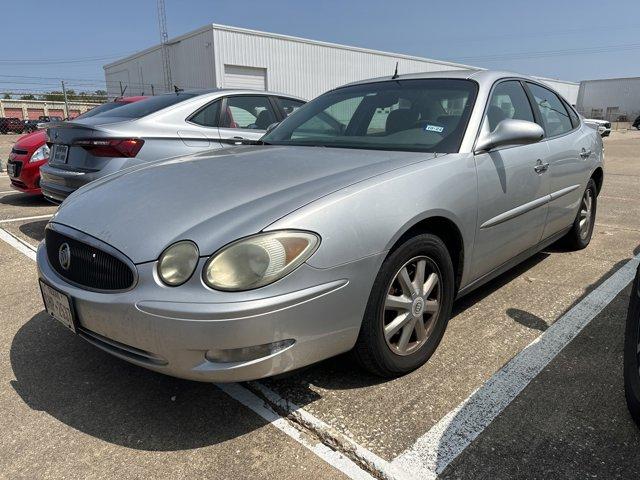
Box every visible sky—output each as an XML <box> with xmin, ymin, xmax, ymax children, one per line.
<box><xmin>3</xmin><ymin>0</ymin><xmax>640</xmax><ymax>95</ymax></box>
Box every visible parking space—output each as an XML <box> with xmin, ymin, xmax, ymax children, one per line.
<box><xmin>1</xmin><ymin>131</ymin><xmax>639</xmax><ymax>479</ymax></box>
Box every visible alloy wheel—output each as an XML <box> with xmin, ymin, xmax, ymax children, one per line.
<box><xmin>383</xmin><ymin>256</ymin><xmax>441</xmax><ymax>356</ymax></box>
<box><xmin>579</xmin><ymin>188</ymin><xmax>593</xmax><ymax>239</ymax></box>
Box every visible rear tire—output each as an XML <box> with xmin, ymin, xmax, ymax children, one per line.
<box><xmin>563</xmin><ymin>179</ymin><xmax>597</xmax><ymax>250</ymax></box>
<box><xmin>353</xmin><ymin>234</ymin><xmax>454</xmax><ymax>377</ymax></box>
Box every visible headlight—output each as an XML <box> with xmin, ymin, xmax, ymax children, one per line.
<box><xmin>203</xmin><ymin>231</ymin><xmax>320</xmax><ymax>291</ymax></box>
<box><xmin>157</xmin><ymin>241</ymin><xmax>199</xmax><ymax>286</ymax></box>
<box><xmin>29</xmin><ymin>144</ymin><xmax>50</xmax><ymax>163</ymax></box>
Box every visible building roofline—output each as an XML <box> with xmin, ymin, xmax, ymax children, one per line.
<box><xmin>104</xmin><ymin>23</ymin><xmax>481</xmax><ymax>71</ymax></box>
<box><xmin>579</xmin><ymin>76</ymin><xmax>640</xmax><ymax>84</ymax></box>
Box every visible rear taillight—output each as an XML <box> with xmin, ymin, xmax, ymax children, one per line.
<box><xmin>74</xmin><ymin>138</ymin><xmax>144</xmax><ymax>158</ymax></box>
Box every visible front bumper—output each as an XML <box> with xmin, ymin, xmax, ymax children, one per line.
<box><xmin>8</xmin><ymin>158</ymin><xmax>45</xmax><ymax>194</ymax></box>
<box><xmin>37</xmin><ymin>242</ymin><xmax>382</xmax><ymax>382</ymax></box>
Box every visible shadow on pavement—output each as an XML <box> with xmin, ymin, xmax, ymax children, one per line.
<box><xmin>18</xmin><ymin>219</ymin><xmax>48</xmax><ymax>243</ymax></box>
<box><xmin>0</xmin><ymin>193</ymin><xmax>51</xmax><ymax>207</ymax></box>
<box><xmin>507</xmin><ymin>308</ymin><xmax>548</xmax><ymax>332</ymax></box>
<box><xmin>10</xmin><ymin>311</ymin><xmax>276</xmax><ymax>451</ymax></box>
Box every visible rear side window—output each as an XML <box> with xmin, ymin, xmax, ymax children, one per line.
<box><xmin>564</xmin><ymin>101</ymin><xmax>580</xmax><ymax>128</ymax></box>
<box><xmin>94</xmin><ymin>93</ymin><xmax>198</xmax><ymax>119</ymax></box>
<box><xmin>278</xmin><ymin>97</ymin><xmax>305</xmax><ymax>117</ymax></box>
<box><xmin>526</xmin><ymin>83</ymin><xmax>574</xmax><ymax>137</ymax></box>
<box><xmin>486</xmin><ymin>81</ymin><xmax>535</xmax><ymax>131</ymax></box>
<box><xmin>188</xmin><ymin>100</ymin><xmax>221</xmax><ymax>127</ymax></box>
<box><xmin>74</xmin><ymin>102</ymin><xmax>127</xmax><ymax>119</ymax></box>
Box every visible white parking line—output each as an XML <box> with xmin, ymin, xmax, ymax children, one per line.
<box><xmin>248</xmin><ymin>381</ymin><xmax>413</xmax><ymax>480</ymax></box>
<box><xmin>0</xmin><ymin>214</ymin><xmax>54</xmax><ymax>224</ymax></box>
<box><xmin>219</xmin><ymin>383</ymin><xmax>377</xmax><ymax>480</ymax></box>
<box><xmin>0</xmin><ymin>228</ymin><xmax>37</xmax><ymax>260</ymax></box>
<box><xmin>0</xmin><ymin>224</ymin><xmax>388</xmax><ymax>480</ymax></box>
<box><xmin>392</xmin><ymin>254</ymin><xmax>640</xmax><ymax>479</ymax></box>
<box><xmin>0</xmin><ymin>190</ymin><xmax>15</xmax><ymax>195</ymax></box>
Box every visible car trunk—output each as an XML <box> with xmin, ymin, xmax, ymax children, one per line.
<box><xmin>47</xmin><ymin>118</ymin><xmax>136</xmax><ymax>172</ymax></box>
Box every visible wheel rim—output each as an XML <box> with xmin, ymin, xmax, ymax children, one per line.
<box><xmin>579</xmin><ymin>188</ymin><xmax>593</xmax><ymax>239</ymax></box>
<box><xmin>382</xmin><ymin>256</ymin><xmax>441</xmax><ymax>356</ymax></box>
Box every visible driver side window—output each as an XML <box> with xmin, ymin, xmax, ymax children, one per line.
<box><xmin>486</xmin><ymin>81</ymin><xmax>535</xmax><ymax>131</ymax></box>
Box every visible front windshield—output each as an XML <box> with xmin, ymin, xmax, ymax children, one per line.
<box><xmin>263</xmin><ymin>79</ymin><xmax>478</xmax><ymax>153</ymax></box>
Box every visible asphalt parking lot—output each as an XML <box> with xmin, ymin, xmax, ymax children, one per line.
<box><xmin>1</xmin><ymin>131</ymin><xmax>639</xmax><ymax>479</ymax></box>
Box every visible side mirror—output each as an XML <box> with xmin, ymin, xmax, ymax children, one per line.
<box><xmin>475</xmin><ymin>119</ymin><xmax>544</xmax><ymax>153</ymax></box>
<box><xmin>265</xmin><ymin>122</ymin><xmax>279</xmax><ymax>134</ymax></box>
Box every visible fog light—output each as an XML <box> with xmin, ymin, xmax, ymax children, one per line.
<box><xmin>205</xmin><ymin>339</ymin><xmax>295</xmax><ymax>363</ymax></box>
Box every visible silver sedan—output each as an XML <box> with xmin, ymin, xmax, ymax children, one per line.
<box><xmin>39</xmin><ymin>89</ymin><xmax>305</xmax><ymax>202</ymax></box>
<box><xmin>37</xmin><ymin>70</ymin><xmax>603</xmax><ymax>382</ymax></box>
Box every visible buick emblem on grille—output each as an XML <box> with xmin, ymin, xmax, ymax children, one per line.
<box><xmin>58</xmin><ymin>243</ymin><xmax>71</xmax><ymax>270</ymax></box>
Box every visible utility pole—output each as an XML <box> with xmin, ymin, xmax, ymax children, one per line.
<box><xmin>61</xmin><ymin>81</ymin><xmax>69</xmax><ymax>119</ymax></box>
<box><xmin>119</xmin><ymin>81</ymin><xmax>124</xmax><ymax>96</ymax></box>
<box><xmin>157</xmin><ymin>0</ymin><xmax>172</xmax><ymax>92</ymax></box>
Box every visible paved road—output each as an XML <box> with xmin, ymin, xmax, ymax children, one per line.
<box><xmin>0</xmin><ymin>130</ymin><xmax>639</xmax><ymax>479</ymax></box>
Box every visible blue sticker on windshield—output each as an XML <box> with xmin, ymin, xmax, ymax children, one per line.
<box><xmin>425</xmin><ymin>125</ymin><xmax>444</xmax><ymax>133</ymax></box>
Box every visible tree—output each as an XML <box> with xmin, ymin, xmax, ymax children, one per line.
<box><xmin>2</xmin><ymin>93</ymin><xmax>10</xmax><ymax>99</ymax></box>
<box><xmin>20</xmin><ymin>94</ymin><xmax>36</xmax><ymax>100</ymax></box>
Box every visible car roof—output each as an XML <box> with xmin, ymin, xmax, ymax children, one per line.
<box><xmin>339</xmin><ymin>69</ymin><xmax>542</xmax><ymax>89</ymax></box>
<box><xmin>156</xmin><ymin>88</ymin><xmax>306</xmax><ymax>102</ymax></box>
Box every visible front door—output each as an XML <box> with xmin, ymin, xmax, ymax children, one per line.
<box><xmin>470</xmin><ymin>80</ymin><xmax>550</xmax><ymax>280</ymax></box>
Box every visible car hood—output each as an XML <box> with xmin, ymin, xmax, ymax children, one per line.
<box><xmin>53</xmin><ymin>145</ymin><xmax>435</xmax><ymax>263</ymax></box>
<box><xmin>16</xmin><ymin>130</ymin><xmax>46</xmax><ymax>150</ymax></box>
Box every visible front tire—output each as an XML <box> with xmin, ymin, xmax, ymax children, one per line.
<box><xmin>563</xmin><ymin>179</ymin><xmax>597</xmax><ymax>250</ymax></box>
<box><xmin>624</xmin><ymin>266</ymin><xmax>640</xmax><ymax>427</ymax></box>
<box><xmin>353</xmin><ymin>234</ymin><xmax>454</xmax><ymax>377</ymax></box>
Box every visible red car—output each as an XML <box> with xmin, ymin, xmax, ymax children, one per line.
<box><xmin>6</xmin><ymin>96</ymin><xmax>147</xmax><ymax>195</ymax></box>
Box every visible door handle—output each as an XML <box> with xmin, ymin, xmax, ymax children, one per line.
<box><xmin>580</xmin><ymin>148</ymin><xmax>592</xmax><ymax>159</ymax></box>
<box><xmin>534</xmin><ymin>159</ymin><xmax>549</xmax><ymax>174</ymax></box>
<box><xmin>232</xmin><ymin>135</ymin><xmax>245</xmax><ymax>145</ymax></box>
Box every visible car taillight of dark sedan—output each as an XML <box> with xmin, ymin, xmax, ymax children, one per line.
<box><xmin>73</xmin><ymin>138</ymin><xmax>145</xmax><ymax>158</ymax></box>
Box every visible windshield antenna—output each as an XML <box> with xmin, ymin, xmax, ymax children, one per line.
<box><xmin>391</xmin><ymin>62</ymin><xmax>399</xmax><ymax>80</ymax></box>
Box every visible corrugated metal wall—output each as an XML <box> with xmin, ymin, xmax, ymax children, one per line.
<box><xmin>211</xmin><ymin>26</ymin><xmax>466</xmax><ymax>99</ymax></box>
<box><xmin>104</xmin><ymin>24</ymin><xmax>579</xmax><ymax>103</ymax></box>
<box><xmin>576</xmin><ymin>77</ymin><xmax>640</xmax><ymax>120</ymax></box>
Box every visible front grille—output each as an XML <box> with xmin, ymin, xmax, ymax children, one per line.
<box><xmin>45</xmin><ymin>227</ymin><xmax>136</xmax><ymax>291</ymax></box>
<box><xmin>11</xmin><ymin>148</ymin><xmax>28</xmax><ymax>155</ymax></box>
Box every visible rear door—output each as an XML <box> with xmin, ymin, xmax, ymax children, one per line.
<box><xmin>218</xmin><ymin>95</ymin><xmax>279</xmax><ymax>146</ymax></box>
<box><xmin>183</xmin><ymin>98</ymin><xmax>223</xmax><ymax>148</ymax></box>
<box><xmin>471</xmin><ymin>80</ymin><xmax>550</xmax><ymax>280</ymax></box>
<box><xmin>525</xmin><ymin>82</ymin><xmax>588</xmax><ymax>238</ymax></box>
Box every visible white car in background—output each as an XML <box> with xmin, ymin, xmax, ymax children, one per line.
<box><xmin>584</xmin><ymin>118</ymin><xmax>611</xmax><ymax>137</ymax></box>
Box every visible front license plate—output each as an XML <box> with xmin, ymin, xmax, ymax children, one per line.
<box><xmin>51</xmin><ymin>144</ymin><xmax>69</xmax><ymax>164</ymax></box>
<box><xmin>7</xmin><ymin>162</ymin><xmax>16</xmax><ymax>177</ymax></box>
<box><xmin>39</xmin><ymin>280</ymin><xmax>76</xmax><ymax>333</ymax></box>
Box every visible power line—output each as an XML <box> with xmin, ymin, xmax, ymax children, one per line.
<box><xmin>0</xmin><ymin>51</ymin><xmax>136</xmax><ymax>65</ymax></box>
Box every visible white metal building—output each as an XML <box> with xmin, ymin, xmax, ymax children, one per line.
<box><xmin>576</xmin><ymin>77</ymin><xmax>640</xmax><ymax>121</ymax></box>
<box><xmin>104</xmin><ymin>24</ymin><xmax>579</xmax><ymax>103</ymax></box>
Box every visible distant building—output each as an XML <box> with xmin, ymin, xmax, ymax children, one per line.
<box><xmin>103</xmin><ymin>23</ymin><xmax>579</xmax><ymax>103</ymax></box>
<box><xmin>576</xmin><ymin>77</ymin><xmax>640</xmax><ymax>121</ymax></box>
<box><xmin>0</xmin><ymin>99</ymin><xmax>100</xmax><ymax>120</ymax></box>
